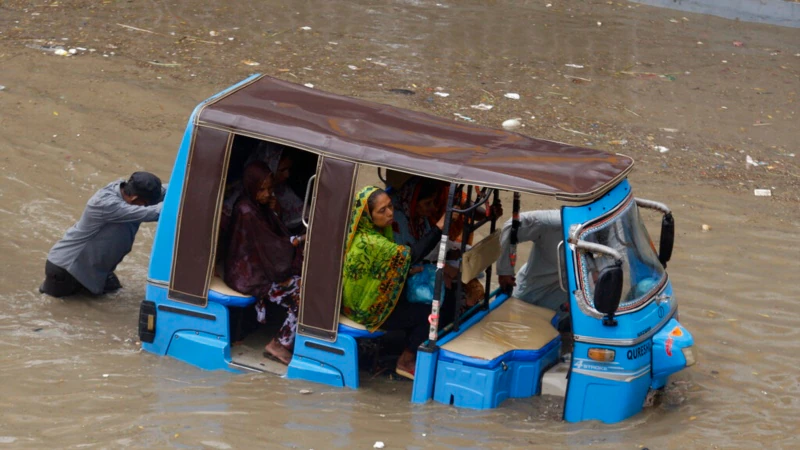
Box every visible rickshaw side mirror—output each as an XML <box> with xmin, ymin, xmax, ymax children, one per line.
<box><xmin>659</xmin><ymin>212</ymin><xmax>675</xmax><ymax>268</ymax></box>
<box><xmin>595</xmin><ymin>261</ymin><xmax>623</xmax><ymax>326</ymax></box>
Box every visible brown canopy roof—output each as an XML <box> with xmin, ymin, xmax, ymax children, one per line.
<box><xmin>198</xmin><ymin>75</ymin><xmax>633</xmax><ymax>201</ymax></box>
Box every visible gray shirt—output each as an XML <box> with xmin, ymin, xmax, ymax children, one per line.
<box><xmin>47</xmin><ymin>180</ymin><xmax>166</xmax><ymax>294</ymax></box>
<box><xmin>497</xmin><ymin>210</ymin><xmax>568</xmax><ymax>311</ymax></box>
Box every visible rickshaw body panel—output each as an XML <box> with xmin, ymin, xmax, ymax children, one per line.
<box><xmin>560</xmin><ymin>180</ymin><xmax>693</xmax><ymax>423</ymax></box>
<box><xmin>142</xmin><ymin>284</ymin><xmax>239</xmax><ymax>373</ymax></box>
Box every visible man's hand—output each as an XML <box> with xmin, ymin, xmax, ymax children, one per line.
<box><xmin>498</xmin><ymin>275</ymin><xmax>516</xmax><ymax>293</ymax></box>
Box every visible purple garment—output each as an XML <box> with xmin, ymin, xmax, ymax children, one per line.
<box><xmin>223</xmin><ymin>162</ymin><xmax>302</xmax><ymax>298</ymax></box>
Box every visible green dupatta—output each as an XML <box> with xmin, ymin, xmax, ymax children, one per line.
<box><xmin>342</xmin><ymin>186</ymin><xmax>411</xmax><ymax>332</ymax></box>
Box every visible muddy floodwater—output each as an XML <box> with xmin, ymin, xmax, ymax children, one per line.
<box><xmin>1</xmin><ymin>0</ymin><xmax>799</xmax><ymax>448</ymax></box>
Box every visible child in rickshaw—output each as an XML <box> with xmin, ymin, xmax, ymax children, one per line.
<box><xmin>224</xmin><ymin>161</ymin><xmax>304</xmax><ymax>364</ymax></box>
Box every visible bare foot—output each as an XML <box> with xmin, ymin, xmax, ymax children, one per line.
<box><xmin>396</xmin><ymin>349</ymin><xmax>417</xmax><ymax>375</ymax></box>
<box><xmin>264</xmin><ymin>338</ymin><xmax>293</xmax><ymax>365</ymax></box>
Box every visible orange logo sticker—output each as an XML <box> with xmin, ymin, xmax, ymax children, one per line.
<box><xmin>669</xmin><ymin>327</ymin><xmax>683</xmax><ymax>337</ymax></box>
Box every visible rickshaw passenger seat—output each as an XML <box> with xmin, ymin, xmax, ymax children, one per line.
<box><xmin>338</xmin><ymin>315</ymin><xmax>385</xmax><ymax>338</ymax></box>
<box><xmin>207</xmin><ymin>275</ymin><xmax>257</xmax><ymax>307</ymax></box>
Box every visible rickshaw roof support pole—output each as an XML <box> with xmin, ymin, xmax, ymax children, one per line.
<box><xmin>426</xmin><ymin>182</ymin><xmax>458</xmax><ymax>346</ymax></box>
<box><xmin>508</xmin><ymin>192</ymin><xmax>522</xmax><ymax>280</ymax></box>
<box><xmin>452</xmin><ymin>185</ymin><xmax>474</xmax><ymax>333</ymax></box>
<box><xmin>481</xmin><ymin>189</ymin><xmax>499</xmax><ymax>310</ymax></box>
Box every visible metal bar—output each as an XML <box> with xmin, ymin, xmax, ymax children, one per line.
<box><xmin>452</xmin><ymin>185</ymin><xmax>473</xmax><ymax>332</ymax></box>
<box><xmin>451</xmin><ymin>188</ymin><xmax>494</xmax><ymax>214</ymax></box>
<box><xmin>467</xmin><ymin>217</ymin><xmax>491</xmax><ymax>234</ymax></box>
<box><xmin>557</xmin><ymin>240</ymin><xmax>567</xmax><ymax>292</ymax></box>
<box><xmin>301</xmin><ymin>174</ymin><xmax>316</xmax><ymax>227</ymax></box>
<box><xmin>572</xmin><ymin>240</ymin><xmax>624</xmax><ymax>262</ymax></box>
<box><xmin>509</xmin><ymin>192</ymin><xmax>521</xmax><ymax>270</ymax></box>
<box><xmin>482</xmin><ymin>189</ymin><xmax>500</xmax><ymax>309</ymax></box>
<box><xmin>377</xmin><ymin>167</ymin><xmax>386</xmax><ymax>184</ymax></box>
<box><xmin>428</xmin><ymin>182</ymin><xmax>457</xmax><ymax>344</ymax></box>
<box><xmin>635</xmin><ymin>197</ymin><xmax>670</xmax><ymax>215</ymax></box>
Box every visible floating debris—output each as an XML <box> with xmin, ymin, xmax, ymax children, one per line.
<box><xmin>304</xmin><ymin>83</ymin><xmax>314</xmax><ymax>88</ymax></box>
<box><xmin>701</xmin><ymin>224</ymin><xmax>711</xmax><ymax>232</ymax></box>
<box><xmin>754</xmin><ymin>189</ymin><xmax>772</xmax><ymax>197</ymax></box>
<box><xmin>502</xmin><ymin>118</ymin><xmax>522</xmax><ymax>130</ymax></box>
<box><xmin>453</xmin><ymin>113</ymin><xmax>475</xmax><ymax>122</ymax></box>
<box><xmin>654</xmin><ymin>146</ymin><xmax>670</xmax><ymax>153</ymax></box>
<box><xmin>209</xmin><ymin>31</ymin><xmax>220</xmax><ymax>37</ymax></box>
<box><xmin>241</xmin><ymin>59</ymin><xmax>260</xmax><ymax>66</ymax></box>
<box><xmin>434</xmin><ymin>92</ymin><xmax>450</xmax><ymax>97</ymax></box>
<box><xmin>300</xmin><ymin>26</ymin><xmax>312</xmax><ymax>31</ymax></box>
<box><xmin>147</xmin><ymin>61</ymin><xmax>181</xmax><ymax>67</ymax></box>
<box><xmin>388</xmin><ymin>88</ymin><xmax>415</xmax><ymax>95</ymax></box>
<box><xmin>504</xmin><ymin>93</ymin><xmax>520</xmax><ymax>100</ymax></box>
<box><xmin>299</xmin><ymin>389</ymin><xmax>313</xmax><ymax>395</ymax></box>
<box><xmin>565</xmin><ymin>64</ymin><xmax>584</xmax><ymax>69</ymax></box>
<box><xmin>470</xmin><ymin>103</ymin><xmax>493</xmax><ymax>110</ymax></box>
<box><xmin>347</xmin><ymin>65</ymin><xmax>359</xmax><ymax>70</ymax></box>
<box><xmin>373</xmin><ymin>442</ymin><xmax>385</xmax><ymax>449</ymax></box>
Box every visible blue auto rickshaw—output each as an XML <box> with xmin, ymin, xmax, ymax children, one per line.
<box><xmin>139</xmin><ymin>74</ymin><xmax>696</xmax><ymax>424</ymax></box>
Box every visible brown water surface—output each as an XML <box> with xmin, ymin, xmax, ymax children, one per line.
<box><xmin>1</xmin><ymin>0</ymin><xmax>798</xmax><ymax>448</ymax></box>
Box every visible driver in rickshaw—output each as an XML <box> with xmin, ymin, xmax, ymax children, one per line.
<box><xmin>497</xmin><ymin>210</ymin><xmax>568</xmax><ymax>312</ymax></box>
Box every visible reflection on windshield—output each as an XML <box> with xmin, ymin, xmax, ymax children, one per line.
<box><xmin>578</xmin><ymin>197</ymin><xmax>665</xmax><ymax>310</ymax></box>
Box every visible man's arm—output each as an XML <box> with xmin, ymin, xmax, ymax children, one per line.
<box><xmin>86</xmin><ymin>193</ymin><xmax>162</xmax><ymax>223</ymax></box>
<box><xmin>496</xmin><ymin>211</ymin><xmax>555</xmax><ymax>275</ymax></box>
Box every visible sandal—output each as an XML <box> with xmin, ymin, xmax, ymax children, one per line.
<box><xmin>395</xmin><ymin>367</ymin><xmax>415</xmax><ymax>381</ymax></box>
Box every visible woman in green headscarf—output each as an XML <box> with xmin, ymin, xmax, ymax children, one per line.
<box><xmin>342</xmin><ymin>186</ymin><xmax>438</xmax><ymax>379</ymax></box>
<box><xmin>342</xmin><ymin>186</ymin><xmax>411</xmax><ymax>331</ymax></box>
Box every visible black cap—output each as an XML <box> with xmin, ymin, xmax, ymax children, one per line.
<box><xmin>127</xmin><ymin>172</ymin><xmax>162</xmax><ymax>205</ymax></box>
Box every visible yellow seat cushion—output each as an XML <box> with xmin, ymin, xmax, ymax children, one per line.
<box><xmin>338</xmin><ymin>315</ymin><xmax>369</xmax><ymax>331</ymax></box>
<box><xmin>440</xmin><ymin>297</ymin><xmax>559</xmax><ymax>361</ymax></box>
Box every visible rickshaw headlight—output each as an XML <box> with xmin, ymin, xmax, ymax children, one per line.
<box><xmin>682</xmin><ymin>346</ymin><xmax>696</xmax><ymax>367</ymax></box>
<box><xmin>588</xmin><ymin>348</ymin><xmax>616</xmax><ymax>362</ymax></box>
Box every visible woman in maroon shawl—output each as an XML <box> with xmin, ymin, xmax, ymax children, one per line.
<box><xmin>224</xmin><ymin>161</ymin><xmax>304</xmax><ymax>364</ymax></box>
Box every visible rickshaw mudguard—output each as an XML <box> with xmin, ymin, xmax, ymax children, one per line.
<box><xmin>560</xmin><ymin>179</ymin><xmax>690</xmax><ymax>423</ymax></box>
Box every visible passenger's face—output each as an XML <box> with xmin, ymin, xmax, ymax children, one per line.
<box><xmin>416</xmin><ymin>195</ymin><xmax>438</xmax><ymax>218</ymax></box>
<box><xmin>255</xmin><ymin>176</ymin><xmax>274</xmax><ymax>205</ymax></box>
<box><xmin>370</xmin><ymin>193</ymin><xmax>394</xmax><ymax>228</ymax></box>
<box><xmin>275</xmin><ymin>157</ymin><xmax>292</xmax><ymax>185</ymax></box>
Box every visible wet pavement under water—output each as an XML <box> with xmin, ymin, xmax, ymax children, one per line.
<box><xmin>1</xmin><ymin>0</ymin><xmax>799</xmax><ymax>448</ymax></box>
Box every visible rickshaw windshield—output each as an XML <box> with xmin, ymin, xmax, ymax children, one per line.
<box><xmin>577</xmin><ymin>198</ymin><xmax>665</xmax><ymax>310</ymax></box>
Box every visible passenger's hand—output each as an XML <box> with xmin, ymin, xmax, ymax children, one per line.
<box><xmin>498</xmin><ymin>275</ymin><xmax>516</xmax><ymax>293</ymax></box>
<box><xmin>436</xmin><ymin>214</ymin><xmax>445</xmax><ymax>231</ymax></box>
<box><xmin>490</xmin><ymin>201</ymin><xmax>504</xmax><ymax>219</ymax></box>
